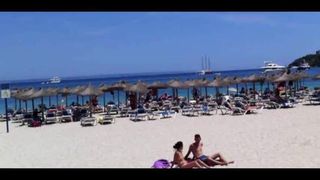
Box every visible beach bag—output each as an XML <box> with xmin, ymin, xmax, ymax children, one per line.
<box><xmin>30</xmin><ymin>120</ymin><xmax>41</xmax><ymax>127</ymax></box>
<box><xmin>151</xmin><ymin>159</ymin><xmax>171</xmax><ymax>169</ymax></box>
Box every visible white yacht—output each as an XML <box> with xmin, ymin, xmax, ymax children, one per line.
<box><xmin>297</xmin><ymin>60</ymin><xmax>310</xmax><ymax>70</ymax></box>
<box><xmin>42</xmin><ymin>76</ymin><xmax>61</xmax><ymax>84</ymax></box>
<box><xmin>49</xmin><ymin>76</ymin><xmax>61</xmax><ymax>84</ymax></box>
<box><xmin>261</xmin><ymin>61</ymin><xmax>286</xmax><ymax>73</ymax></box>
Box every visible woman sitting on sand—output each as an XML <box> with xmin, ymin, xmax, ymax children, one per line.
<box><xmin>173</xmin><ymin>141</ymin><xmax>210</xmax><ymax>168</ymax></box>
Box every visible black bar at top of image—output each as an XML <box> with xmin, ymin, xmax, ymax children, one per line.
<box><xmin>0</xmin><ymin>0</ymin><xmax>319</xmax><ymax>11</ymax></box>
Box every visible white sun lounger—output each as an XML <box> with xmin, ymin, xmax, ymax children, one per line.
<box><xmin>80</xmin><ymin>117</ymin><xmax>97</xmax><ymax>126</ymax></box>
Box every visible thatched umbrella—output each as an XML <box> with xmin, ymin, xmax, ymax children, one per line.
<box><xmin>78</xmin><ymin>85</ymin><xmax>103</xmax><ymax>117</ymax></box>
<box><xmin>18</xmin><ymin>88</ymin><xmax>37</xmax><ymax>111</ymax></box>
<box><xmin>199</xmin><ymin>79</ymin><xmax>210</xmax><ymax>97</ymax></box>
<box><xmin>46</xmin><ymin>87</ymin><xmax>59</xmax><ymax>107</ymax></box>
<box><xmin>125</xmin><ymin>81</ymin><xmax>148</xmax><ymax>105</ymax></box>
<box><xmin>30</xmin><ymin>88</ymin><xmax>50</xmax><ymax>121</ymax></box>
<box><xmin>11</xmin><ymin>89</ymin><xmax>23</xmax><ymax>109</ymax></box>
<box><xmin>98</xmin><ymin>84</ymin><xmax>110</xmax><ymax>107</ymax></box>
<box><xmin>244</xmin><ymin>74</ymin><xmax>265</xmax><ymax>99</ymax></box>
<box><xmin>168</xmin><ymin>80</ymin><xmax>189</xmax><ymax>99</ymax></box>
<box><xmin>233</xmin><ymin>77</ymin><xmax>242</xmax><ymax>94</ymax></box>
<box><xmin>273</xmin><ymin>72</ymin><xmax>295</xmax><ymax>99</ymax></box>
<box><xmin>208</xmin><ymin>78</ymin><xmax>225</xmax><ymax>98</ymax></box>
<box><xmin>290</xmin><ymin>72</ymin><xmax>309</xmax><ymax>95</ymax></box>
<box><xmin>147</xmin><ymin>81</ymin><xmax>168</xmax><ymax>100</ymax></box>
<box><xmin>185</xmin><ymin>80</ymin><xmax>199</xmax><ymax>101</ymax></box>
<box><xmin>222</xmin><ymin>76</ymin><xmax>237</xmax><ymax>95</ymax></box>
<box><xmin>58</xmin><ymin>87</ymin><xmax>71</xmax><ymax>107</ymax></box>
<box><xmin>264</xmin><ymin>74</ymin><xmax>278</xmax><ymax>91</ymax></box>
<box><xmin>70</xmin><ymin>85</ymin><xmax>85</xmax><ymax>105</ymax></box>
<box><xmin>108</xmin><ymin>81</ymin><xmax>129</xmax><ymax>107</ymax></box>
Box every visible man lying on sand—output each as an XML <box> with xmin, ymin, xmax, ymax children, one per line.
<box><xmin>184</xmin><ymin>134</ymin><xmax>234</xmax><ymax>166</ymax></box>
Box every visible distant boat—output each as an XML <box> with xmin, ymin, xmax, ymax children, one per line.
<box><xmin>49</xmin><ymin>76</ymin><xmax>61</xmax><ymax>84</ymax></box>
<box><xmin>297</xmin><ymin>60</ymin><xmax>310</xmax><ymax>70</ymax></box>
<box><xmin>199</xmin><ymin>56</ymin><xmax>213</xmax><ymax>75</ymax></box>
<box><xmin>261</xmin><ymin>61</ymin><xmax>286</xmax><ymax>73</ymax></box>
<box><xmin>41</xmin><ymin>76</ymin><xmax>61</xmax><ymax>84</ymax></box>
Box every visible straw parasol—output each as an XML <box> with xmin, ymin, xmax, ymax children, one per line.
<box><xmin>30</xmin><ymin>88</ymin><xmax>50</xmax><ymax>121</ymax></box>
<box><xmin>46</xmin><ymin>87</ymin><xmax>59</xmax><ymax>107</ymax></box>
<box><xmin>18</xmin><ymin>88</ymin><xmax>37</xmax><ymax>111</ymax></box>
<box><xmin>208</xmin><ymin>78</ymin><xmax>225</xmax><ymax>98</ymax></box>
<box><xmin>222</xmin><ymin>76</ymin><xmax>237</xmax><ymax>95</ymax></box>
<box><xmin>58</xmin><ymin>87</ymin><xmax>72</xmax><ymax>107</ymax></box>
<box><xmin>273</xmin><ymin>72</ymin><xmax>295</xmax><ymax>99</ymax></box>
<box><xmin>147</xmin><ymin>81</ymin><xmax>169</xmax><ymax>100</ymax></box>
<box><xmin>168</xmin><ymin>80</ymin><xmax>188</xmax><ymax>99</ymax></box>
<box><xmin>125</xmin><ymin>81</ymin><xmax>148</xmax><ymax>93</ymax></box>
<box><xmin>78</xmin><ymin>84</ymin><xmax>103</xmax><ymax>117</ymax></box>
<box><xmin>108</xmin><ymin>81</ymin><xmax>130</xmax><ymax>106</ymax></box>
<box><xmin>98</xmin><ymin>84</ymin><xmax>110</xmax><ymax>107</ymax></box>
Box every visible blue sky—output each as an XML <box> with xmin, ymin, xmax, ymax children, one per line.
<box><xmin>1</xmin><ymin>12</ymin><xmax>320</xmax><ymax>81</ymax></box>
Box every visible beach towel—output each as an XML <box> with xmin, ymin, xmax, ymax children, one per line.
<box><xmin>151</xmin><ymin>159</ymin><xmax>171</xmax><ymax>169</ymax></box>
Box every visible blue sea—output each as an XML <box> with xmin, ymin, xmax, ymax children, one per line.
<box><xmin>1</xmin><ymin>68</ymin><xmax>320</xmax><ymax>114</ymax></box>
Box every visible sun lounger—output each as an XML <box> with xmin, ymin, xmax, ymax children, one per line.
<box><xmin>21</xmin><ymin>114</ymin><xmax>33</xmax><ymax>126</ymax></box>
<box><xmin>129</xmin><ymin>112</ymin><xmax>149</xmax><ymax>121</ymax></box>
<box><xmin>45</xmin><ymin>112</ymin><xmax>58</xmax><ymax>124</ymax></box>
<box><xmin>80</xmin><ymin>116</ymin><xmax>97</xmax><ymax>126</ymax></box>
<box><xmin>95</xmin><ymin>113</ymin><xmax>115</xmax><ymax>124</ymax></box>
<box><xmin>61</xmin><ymin>110</ymin><xmax>73</xmax><ymax>123</ymax></box>
<box><xmin>156</xmin><ymin>109</ymin><xmax>177</xmax><ymax>119</ymax></box>
<box><xmin>11</xmin><ymin>114</ymin><xmax>24</xmax><ymax>123</ymax></box>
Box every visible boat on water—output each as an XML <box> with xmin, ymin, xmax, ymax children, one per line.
<box><xmin>291</xmin><ymin>60</ymin><xmax>310</xmax><ymax>71</ymax></box>
<box><xmin>261</xmin><ymin>61</ymin><xmax>286</xmax><ymax>74</ymax></box>
<box><xmin>199</xmin><ymin>56</ymin><xmax>213</xmax><ymax>75</ymax></box>
<box><xmin>41</xmin><ymin>76</ymin><xmax>61</xmax><ymax>84</ymax></box>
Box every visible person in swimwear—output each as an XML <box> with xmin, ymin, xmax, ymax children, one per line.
<box><xmin>184</xmin><ymin>134</ymin><xmax>234</xmax><ymax>166</ymax></box>
<box><xmin>173</xmin><ymin>141</ymin><xmax>210</xmax><ymax>168</ymax></box>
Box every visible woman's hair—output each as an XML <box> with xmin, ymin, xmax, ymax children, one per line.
<box><xmin>173</xmin><ymin>141</ymin><xmax>183</xmax><ymax>150</ymax></box>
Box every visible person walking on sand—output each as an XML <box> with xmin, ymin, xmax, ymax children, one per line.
<box><xmin>173</xmin><ymin>141</ymin><xmax>210</xmax><ymax>168</ymax></box>
<box><xmin>184</xmin><ymin>134</ymin><xmax>234</xmax><ymax>166</ymax></box>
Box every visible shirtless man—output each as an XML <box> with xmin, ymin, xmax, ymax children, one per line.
<box><xmin>184</xmin><ymin>134</ymin><xmax>234</xmax><ymax>166</ymax></box>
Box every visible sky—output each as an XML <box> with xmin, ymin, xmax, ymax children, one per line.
<box><xmin>1</xmin><ymin>12</ymin><xmax>320</xmax><ymax>81</ymax></box>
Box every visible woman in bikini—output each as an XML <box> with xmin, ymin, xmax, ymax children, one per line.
<box><xmin>173</xmin><ymin>141</ymin><xmax>210</xmax><ymax>168</ymax></box>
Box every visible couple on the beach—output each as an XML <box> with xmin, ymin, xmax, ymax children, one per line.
<box><xmin>173</xmin><ymin>134</ymin><xmax>234</xmax><ymax>168</ymax></box>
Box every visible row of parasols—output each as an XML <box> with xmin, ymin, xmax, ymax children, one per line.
<box><xmin>10</xmin><ymin>71</ymin><xmax>319</xmax><ymax>112</ymax></box>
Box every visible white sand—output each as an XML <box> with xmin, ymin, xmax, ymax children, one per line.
<box><xmin>1</xmin><ymin>104</ymin><xmax>320</xmax><ymax>168</ymax></box>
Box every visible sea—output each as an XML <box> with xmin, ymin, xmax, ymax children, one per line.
<box><xmin>1</xmin><ymin>68</ymin><xmax>320</xmax><ymax>114</ymax></box>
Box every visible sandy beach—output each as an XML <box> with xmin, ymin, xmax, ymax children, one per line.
<box><xmin>1</xmin><ymin>103</ymin><xmax>320</xmax><ymax>168</ymax></box>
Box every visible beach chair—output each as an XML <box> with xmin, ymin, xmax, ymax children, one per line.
<box><xmin>61</xmin><ymin>110</ymin><xmax>73</xmax><ymax>123</ymax></box>
<box><xmin>156</xmin><ymin>108</ymin><xmax>177</xmax><ymax>119</ymax></box>
<box><xmin>95</xmin><ymin>113</ymin><xmax>115</xmax><ymax>124</ymax></box>
<box><xmin>199</xmin><ymin>105</ymin><xmax>214</xmax><ymax>116</ymax></box>
<box><xmin>119</xmin><ymin>107</ymin><xmax>130</xmax><ymax>117</ymax></box>
<box><xmin>221</xmin><ymin>102</ymin><xmax>246</xmax><ymax>115</ymax></box>
<box><xmin>129</xmin><ymin>110</ymin><xmax>149</xmax><ymax>121</ymax></box>
<box><xmin>11</xmin><ymin>113</ymin><xmax>24</xmax><ymax>123</ymax></box>
<box><xmin>44</xmin><ymin>112</ymin><xmax>58</xmax><ymax>124</ymax></box>
<box><xmin>80</xmin><ymin>116</ymin><xmax>97</xmax><ymax>126</ymax></box>
<box><xmin>21</xmin><ymin>113</ymin><xmax>33</xmax><ymax>126</ymax></box>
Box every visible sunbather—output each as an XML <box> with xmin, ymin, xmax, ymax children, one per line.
<box><xmin>184</xmin><ymin>134</ymin><xmax>234</xmax><ymax>166</ymax></box>
<box><xmin>173</xmin><ymin>141</ymin><xmax>210</xmax><ymax>168</ymax></box>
